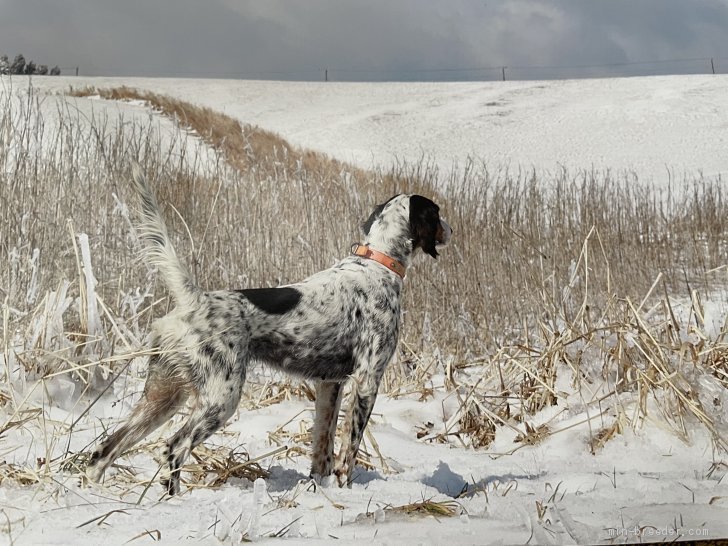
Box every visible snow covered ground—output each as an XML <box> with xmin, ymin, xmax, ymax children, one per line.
<box><xmin>2</xmin><ymin>75</ymin><xmax>728</xmax><ymax>545</ymax></box>
<box><xmin>3</xmin><ymin>385</ymin><xmax>727</xmax><ymax>545</ymax></box>
<box><xmin>26</xmin><ymin>73</ymin><xmax>728</xmax><ymax>185</ymax></box>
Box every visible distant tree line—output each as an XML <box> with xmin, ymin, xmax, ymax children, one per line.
<box><xmin>0</xmin><ymin>54</ymin><xmax>61</xmax><ymax>75</ymax></box>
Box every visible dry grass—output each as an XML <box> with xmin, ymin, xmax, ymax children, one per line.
<box><xmin>186</xmin><ymin>445</ymin><xmax>270</xmax><ymax>488</ymax></box>
<box><xmin>57</xmin><ymin>85</ymin><xmax>728</xmax><ymax>350</ymax></box>
<box><xmin>589</xmin><ymin>421</ymin><xmax>622</xmax><ymax>453</ymax></box>
<box><xmin>356</xmin><ymin>498</ymin><xmax>462</xmax><ymax>523</ymax></box>
<box><xmin>706</xmin><ymin>347</ymin><xmax>728</xmax><ymax>388</ymax></box>
<box><xmin>1</xmin><ymin>82</ymin><xmax>728</xmax><ymax>494</ymax></box>
<box><xmin>456</xmin><ymin>397</ymin><xmax>498</xmax><ymax>449</ymax></box>
<box><xmin>386</xmin><ymin>498</ymin><xmax>461</xmax><ymax>517</ymax></box>
<box><xmin>0</xmin><ymin>462</ymin><xmax>40</xmax><ymax>486</ymax></box>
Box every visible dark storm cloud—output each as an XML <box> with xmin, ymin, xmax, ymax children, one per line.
<box><xmin>1</xmin><ymin>0</ymin><xmax>727</xmax><ymax>80</ymax></box>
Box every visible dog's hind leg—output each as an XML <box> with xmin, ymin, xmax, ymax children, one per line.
<box><xmin>310</xmin><ymin>380</ymin><xmax>343</xmax><ymax>480</ymax></box>
<box><xmin>162</xmin><ymin>376</ymin><xmax>244</xmax><ymax>496</ymax></box>
<box><xmin>87</xmin><ymin>374</ymin><xmax>188</xmax><ymax>483</ymax></box>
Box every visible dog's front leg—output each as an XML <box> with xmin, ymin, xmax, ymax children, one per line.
<box><xmin>334</xmin><ymin>367</ymin><xmax>381</xmax><ymax>487</ymax></box>
<box><xmin>310</xmin><ymin>380</ymin><xmax>343</xmax><ymax>481</ymax></box>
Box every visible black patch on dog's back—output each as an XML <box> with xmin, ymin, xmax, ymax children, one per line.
<box><xmin>238</xmin><ymin>287</ymin><xmax>302</xmax><ymax>315</ymax></box>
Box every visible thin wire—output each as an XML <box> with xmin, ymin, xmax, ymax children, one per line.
<box><xmin>54</xmin><ymin>55</ymin><xmax>727</xmax><ymax>79</ymax></box>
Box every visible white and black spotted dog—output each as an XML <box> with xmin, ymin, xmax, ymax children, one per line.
<box><xmin>87</xmin><ymin>166</ymin><xmax>451</xmax><ymax>495</ymax></box>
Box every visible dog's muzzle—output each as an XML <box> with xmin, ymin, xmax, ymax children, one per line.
<box><xmin>437</xmin><ymin>219</ymin><xmax>452</xmax><ymax>246</ymax></box>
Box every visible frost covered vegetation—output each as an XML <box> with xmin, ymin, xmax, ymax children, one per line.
<box><xmin>1</xmin><ymin>82</ymin><xmax>728</xmax><ymax>541</ymax></box>
<box><xmin>0</xmin><ymin>53</ymin><xmax>61</xmax><ymax>76</ymax></box>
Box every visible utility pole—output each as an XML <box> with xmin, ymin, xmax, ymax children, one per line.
<box><xmin>501</xmin><ymin>66</ymin><xmax>506</xmax><ymax>81</ymax></box>
<box><xmin>711</xmin><ymin>58</ymin><xmax>715</xmax><ymax>75</ymax></box>
<box><xmin>325</xmin><ymin>68</ymin><xmax>328</xmax><ymax>82</ymax></box>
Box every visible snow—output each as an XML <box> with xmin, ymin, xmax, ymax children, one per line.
<box><xmin>2</xmin><ymin>383</ymin><xmax>726</xmax><ymax>544</ymax></box>
<box><xmin>23</xmin><ymin>73</ymin><xmax>728</xmax><ymax>185</ymax></box>
<box><xmin>0</xmin><ymin>78</ymin><xmax>219</xmax><ymax>177</ymax></box>
<box><xmin>2</xmin><ymin>74</ymin><xmax>728</xmax><ymax>544</ymax></box>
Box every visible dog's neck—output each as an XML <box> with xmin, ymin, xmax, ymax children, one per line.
<box><xmin>362</xmin><ymin>230</ymin><xmax>413</xmax><ymax>266</ymax></box>
<box><xmin>351</xmin><ymin>244</ymin><xmax>407</xmax><ymax>278</ymax></box>
<box><xmin>363</xmin><ymin>206</ymin><xmax>414</xmax><ymax>265</ymax></box>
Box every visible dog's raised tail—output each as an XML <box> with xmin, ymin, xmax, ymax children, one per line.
<box><xmin>131</xmin><ymin>164</ymin><xmax>199</xmax><ymax>308</ymax></box>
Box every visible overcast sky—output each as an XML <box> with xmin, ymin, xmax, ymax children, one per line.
<box><xmin>1</xmin><ymin>0</ymin><xmax>727</xmax><ymax>80</ymax></box>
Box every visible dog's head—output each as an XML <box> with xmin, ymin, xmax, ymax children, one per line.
<box><xmin>362</xmin><ymin>194</ymin><xmax>451</xmax><ymax>262</ymax></box>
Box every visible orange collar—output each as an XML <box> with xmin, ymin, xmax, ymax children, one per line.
<box><xmin>351</xmin><ymin>244</ymin><xmax>406</xmax><ymax>279</ymax></box>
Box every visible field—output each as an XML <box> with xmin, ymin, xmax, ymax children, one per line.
<box><xmin>1</xmin><ymin>74</ymin><xmax>728</xmax><ymax>544</ymax></box>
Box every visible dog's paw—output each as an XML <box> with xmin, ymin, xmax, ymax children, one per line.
<box><xmin>84</xmin><ymin>451</ymin><xmax>105</xmax><ymax>484</ymax></box>
<box><xmin>161</xmin><ymin>474</ymin><xmax>180</xmax><ymax>496</ymax></box>
<box><xmin>333</xmin><ymin>465</ymin><xmax>352</xmax><ymax>488</ymax></box>
<box><xmin>85</xmin><ymin>465</ymin><xmax>104</xmax><ymax>484</ymax></box>
<box><xmin>309</xmin><ymin>473</ymin><xmax>337</xmax><ymax>488</ymax></box>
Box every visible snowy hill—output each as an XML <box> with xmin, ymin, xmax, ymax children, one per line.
<box><xmin>30</xmin><ymin>73</ymin><xmax>728</xmax><ymax>184</ymax></box>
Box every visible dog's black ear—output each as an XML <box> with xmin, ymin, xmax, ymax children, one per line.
<box><xmin>362</xmin><ymin>196</ymin><xmax>398</xmax><ymax>236</ymax></box>
<box><xmin>409</xmin><ymin>195</ymin><xmax>440</xmax><ymax>259</ymax></box>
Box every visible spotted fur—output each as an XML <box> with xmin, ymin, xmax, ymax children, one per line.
<box><xmin>87</xmin><ymin>165</ymin><xmax>451</xmax><ymax>494</ymax></box>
